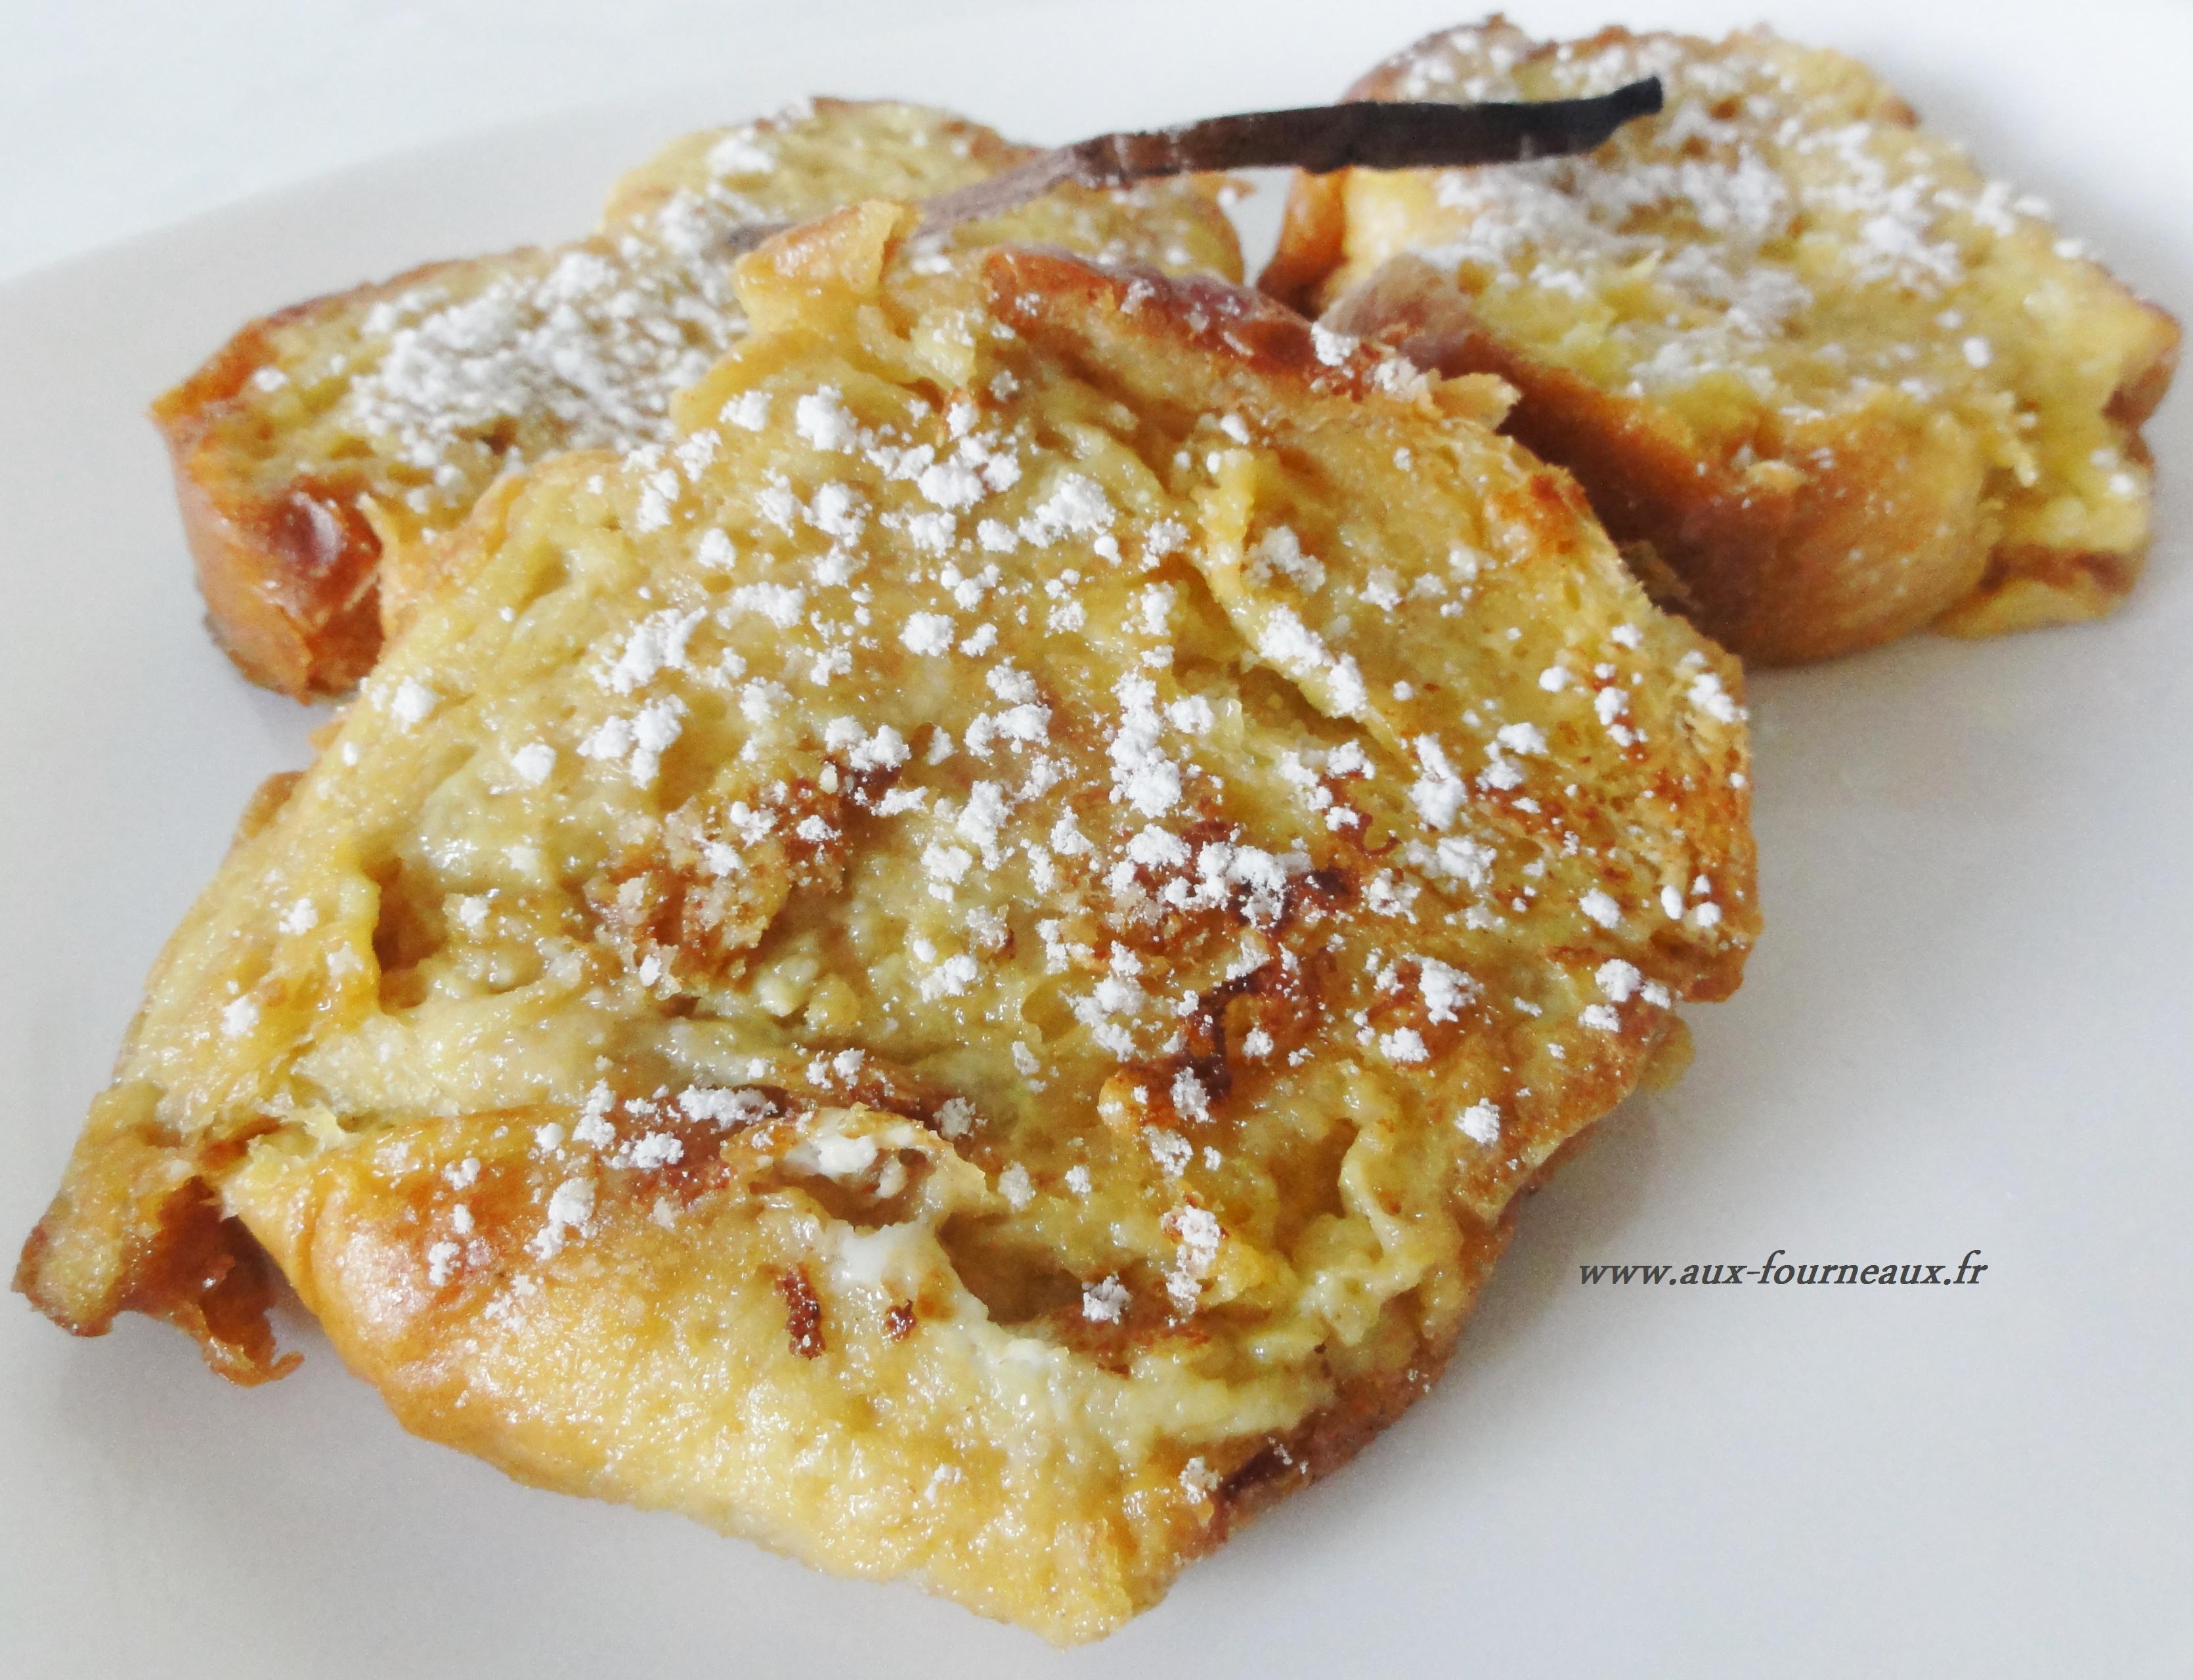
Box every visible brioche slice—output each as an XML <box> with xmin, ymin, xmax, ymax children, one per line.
<box><xmin>1263</xmin><ymin>19</ymin><xmax>2180</xmax><ymax>664</ymax></box>
<box><xmin>24</xmin><ymin>205</ymin><xmax>1754</xmax><ymax>1639</ymax></box>
<box><xmin>153</xmin><ymin>100</ymin><xmax>1241</xmax><ymax>698</ymax></box>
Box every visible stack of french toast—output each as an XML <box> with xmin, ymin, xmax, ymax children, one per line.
<box><xmin>16</xmin><ymin>18</ymin><xmax>2175</xmax><ymax>1645</ymax></box>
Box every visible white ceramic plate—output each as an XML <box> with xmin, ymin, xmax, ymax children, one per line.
<box><xmin>4</xmin><ymin>1</ymin><xmax>2188</xmax><ymax>1672</ymax></box>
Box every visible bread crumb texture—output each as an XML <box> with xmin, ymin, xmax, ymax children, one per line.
<box><xmin>150</xmin><ymin>99</ymin><xmax>1242</xmax><ymax>695</ymax></box>
<box><xmin>26</xmin><ymin>205</ymin><xmax>1754</xmax><ymax>1641</ymax></box>
<box><xmin>1267</xmin><ymin>19</ymin><xmax>2179</xmax><ymax>662</ymax></box>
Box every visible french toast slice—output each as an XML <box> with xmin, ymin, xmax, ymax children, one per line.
<box><xmin>152</xmin><ymin>99</ymin><xmax>1241</xmax><ymax>697</ymax></box>
<box><xmin>1262</xmin><ymin>19</ymin><xmax>2181</xmax><ymax>664</ymax></box>
<box><xmin>24</xmin><ymin>205</ymin><xmax>1754</xmax><ymax>1640</ymax></box>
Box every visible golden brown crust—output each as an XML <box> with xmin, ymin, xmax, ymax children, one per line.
<box><xmin>991</xmin><ymin>245</ymin><xmax>1357</xmax><ymax>393</ymax></box>
<box><xmin>1203</xmin><ymin>1108</ymin><xmax>1609</xmax><ymax>1545</ymax></box>
<box><xmin>156</xmin><ymin>103</ymin><xmax>1242</xmax><ymax>699</ymax></box>
<box><xmin>1386</xmin><ymin>289</ymin><xmax>2168</xmax><ymax>663</ymax></box>
<box><xmin>1203</xmin><ymin>1233</ymin><xmax>1488</xmax><ymax>1544</ymax></box>
<box><xmin>30</xmin><ymin>213</ymin><xmax>1754</xmax><ymax>1639</ymax></box>
<box><xmin>984</xmin><ymin>244</ymin><xmax>1521</xmax><ymax>460</ymax></box>
<box><xmin>2110</xmin><ymin>334</ymin><xmax>2182</xmax><ymax>433</ymax></box>
<box><xmin>1326</xmin><ymin>261</ymin><xmax>1995</xmax><ymax>660</ymax></box>
<box><xmin>14</xmin><ymin>1083</ymin><xmax>294</xmax><ymax>1383</ymax></box>
<box><xmin>1264</xmin><ymin>21</ymin><xmax>2182</xmax><ymax>664</ymax></box>
<box><xmin>1257</xmin><ymin>170</ymin><xmax>1347</xmax><ymax>316</ymax></box>
<box><xmin>150</xmin><ymin>295</ymin><xmax>410</xmax><ymax>695</ymax></box>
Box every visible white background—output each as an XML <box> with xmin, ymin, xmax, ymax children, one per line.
<box><xmin>13</xmin><ymin>0</ymin><xmax>2179</xmax><ymax>280</ymax></box>
<box><xmin>2</xmin><ymin>0</ymin><xmax>1073</xmax><ymax>280</ymax></box>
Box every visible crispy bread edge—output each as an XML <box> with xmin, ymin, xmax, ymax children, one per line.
<box><xmin>13</xmin><ymin>770</ymin><xmax>310</xmax><ymax>1381</ymax></box>
<box><xmin>33</xmin><ymin>229</ymin><xmax>1749</xmax><ymax>1654</ymax></box>
<box><xmin>1323</xmin><ymin>257</ymin><xmax>1999</xmax><ymax>662</ymax></box>
<box><xmin>158</xmin><ymin>104</ymin><xmax>1246</xmax><ymax>700</ymax></box>
<box><xmin>1259</xmin><ymin>23</ymin><xmax>2184</xmax><ymax>664</ymax></box>
<box><xmin>149</xmin><ymin>263</ymin><xmax>479</xmax><ymax>697</ymax></box>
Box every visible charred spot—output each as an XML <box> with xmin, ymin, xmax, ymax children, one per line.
<box><xmin>1025</xmin><ymin>1278</ymin><xmax>1190</xmax><ymax>1372</ymax></box>
<box><xmin>582</xmin><ymin>858</ymin><xmax>716</xmax><ymax>988</ymax></box>
<box><xmin>1320</xmin><ymin>791</ymin><xmax>1376</xmax><ymax>842</ymax></box>
<box><xmin>1219</xmin><ymin>1440</ymin><xmax>1310</xmax><ymax>1511</ymax></box>
<box><xmin>1362</xmin><ymin>985</ymin><xmax>1450</xmax><ymax>1050</ymax></box>
<box><xmin>882</xmin><ymin>1302</ymin><xmax>917</xmax><ymax>1342</ymax></box>
<box><xmin>1353</xmin><ymin>822</ymin><xmax>1402</xmax><ymax>859</ymax></box>
<box><xmin>1174</xmin><ymin>1017</ymin><xmax>1238</xmax><ymax>1096</ymax></box>
<box><xmin>1177</xmin><ymin>938</ymin><xmax>1332</xmax><ymax>1077</ymax></box>
<box><xmin>1209</xmin><ymin>1356</ymin><xmax>1443</xmax><ymax>1536</ymax></box>
<box><xmin>840</xmin><ymin>759</ymin><xmax>907</xmax><ymax>811</ymax></box>
<box><xmin>1527</xmin><ymin>467</ymin><xmax>1592</xmax><ymax>528</ymax></box>
<box><xmin>619</xmin><ymin>1126</ymin><xmax>743</xmax><ymax>1206</ymax></box>
<box><xmin>1274</xmin><ymin>866</ymin><xmax>1356</xmax><ymax>936</ymax></box>
<box><xmin>15</xmin><ymin>1092</ymin><xmax>303</xmax><ymax>1388</ymax></box>
<box><xmin>1173</xmin><ymin>962</ymin><xmax>1284</xmax><ymax>1098</ymax></box>
<box><xmin>777</xmin><ymin>1265</ymin><xmax>826</xmax><ymax>1359</ymax></box>
<box><xmin>1304</xmin><ymin>867</ymin><xmax>1353</xmax><ymax>901</ymax></box>
<box><xmin>144</xmin><ymin>1203</ymin><xmax>297</xmax><ymax>1385</ymax></box>
<box><xmin>737</xmin><ymin>1084</ymin><xmax>797</xmax><ymax>1119</ymax></box>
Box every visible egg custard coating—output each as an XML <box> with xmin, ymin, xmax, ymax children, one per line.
<box><xmin>152</xmin><ymin>98</ymin><xmax>1241</xmax><ymax>697</ymax></box>
<box><xmin>22</xmin><ymin>204</ymin><xmax>1754</xmax><ymax>1643</ymax></box>
<box><xmin>1263</xmin><ymin>20</ymin><xmax>2179</xmax><ymax>664</ymax></box>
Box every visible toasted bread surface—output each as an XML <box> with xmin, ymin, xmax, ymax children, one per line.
<box><xmin>153</xmin><ymin>100</ymin><xmax>1242</xmax><ymax>697</ymax></box>
<box><xmin>28</xmin><ymin>206</ymin><xmax>1753</xmax><ymax>1639</ymax></box>
<box><xmin>1263</xmin><ymin>20</ymin><xmax>2180</xmax><ymax>664</ymax></box>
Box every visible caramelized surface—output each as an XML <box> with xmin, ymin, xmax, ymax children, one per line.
<box><xmin>152</xmin><ymin>99</ymin><xmax>1242</xmax><ymax>695</ymax></box>
<box><xmin>28</xmin><ymin>207</ymin><xmax>1753</xmax><ymax>1639</ymax></box>
<box><xmin>1266</xmin><ymin>21</ymin><xmax>2179</xmax><ymax>662</ymax></box>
